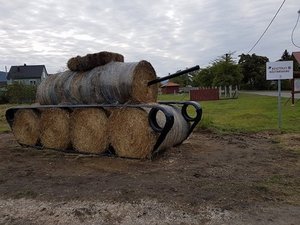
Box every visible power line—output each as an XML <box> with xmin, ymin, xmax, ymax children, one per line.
<box><xmin>291</xmin><ymin>10</ymin><xmax>300</xmax><ymax>48</ymax></box>
<box><xmin>247</xmin><ymin>0</ymin><xmax>286</xmax><ymax>54</ymax></box>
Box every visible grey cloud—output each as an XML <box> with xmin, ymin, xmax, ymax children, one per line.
<box><xmin>0</xmin><ymin>0</ymin><xmax>299</xmax><ymax>76</ymax></box>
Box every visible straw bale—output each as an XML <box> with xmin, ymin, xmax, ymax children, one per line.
<box><xmin>36</xmin><ymin>74</ymin><xmax>57</xmax><ymax>104</ymax></box>
<box><xmin>54</xmin><ymin>71</ymin><xmax>75</xmax><ymax>104</ymax></box>
<box><xmin>40</xmin><ymin>108</ymin><xmax>71</xmax><ymax>150</ymax></box>
<box><xmin>67</xmin><ymin>51</ymin><xmax>124</xmax><ymax>72</ymax></box>
<box><xmin>154</xmin><ymin>105</ymin><xmax>190</xmax><ymax>151</ymax></box>
<box><xmin>131</xmin><ymin>60</ymin><xmax>158</xmax><ymax>103</ymax></box>
<box><xmin>63</xmin><ymin>72</ymin><xmax>86</xmax><ymax>104</ymax></box>
<box><xmin>12</xmin><ymin>109</ymin><xmax>40</xmax><ymax>146</ymax></box>
<box><xmin>36</xmin><ymin>61</ymin><xmax>158</xmax><ymax>105</ymax></box>
<box><xmin>78</xmin><ymin>70</ymin><xmax>100</xmax><ymax>104</ymax></box>
<box><xmin>108</xmin><ymin>107</ymin><xmax>157</xmax><ymax>159</ymax></box>
<box><xmin>70</xmin><ymin>108</ymin><xmax>109</xmax><ymax>154</ymax></box>
<box><xmin>36</xmin><ymin>72</ymin><xmax>75</xmax><ymax>105</ymax></box>
<box><xmin>108</xmin><ymin>105</ymin><xmax>190</xmax><ymax>159</ymax></box>
<box><xmin>99</xmin><ymin>61</ymin><xmax>158</xmax><ymax>103</ymax></box>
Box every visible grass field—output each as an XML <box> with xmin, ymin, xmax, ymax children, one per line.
<box><xmin>0</xmin><ymin>93</ymin><xmax>299</xmax><ymax>133</ymax></box>
<box><xmin>0</xmin><ymin>104</ymin><xmax>21</xmax><ymax>132</ymax></box>
<box><xmin>159</xmin><ymin>93</ymin><xmax>300</xmax><ymax>133</ymax></box>
<box><xmin>0</xmin><ymin>104</ymin><xmax>14</xmax><ymax>132</ymax></box>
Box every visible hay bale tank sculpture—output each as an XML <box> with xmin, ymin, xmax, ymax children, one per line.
<box><xmin>6</xmin><ymin>51</ymin><xmax>202</xmax><ymax>159</ymax></box>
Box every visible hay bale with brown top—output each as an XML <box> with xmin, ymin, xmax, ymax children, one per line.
<box><xmin>36</xmin><ymin>61</ymin><xmax>158</xmax><ymax>105</ymax></box>
<box><xmin>12</xmin><ymin>109</ymin><xmax>40</xmax><ymax>146</ymax></box>
<box><xmin>108</xmin><ymin>105</ymin><xmax>190</xmax><ymax>159</ymax></box>
<box><xmin>40</xmin><ymin>108</ymin><xmax>71</xmax><ymax>150</ymax></box>
<box><xmin>67</xmin><ymin>51</ymin><xmax>124</xmax><ymax>72</ymax></box>
<box><xmin>70</xmin><ymin>108</ymin><xmax>109</xmax><ymax>154</ymax></box>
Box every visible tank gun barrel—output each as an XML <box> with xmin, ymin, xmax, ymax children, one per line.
<box><xmin>147</xmin><ymin>65</ymin><xmax>200</xmax><ymax>86</ymax></box>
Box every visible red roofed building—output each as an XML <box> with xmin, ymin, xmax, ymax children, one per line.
<box><xmin>292</xmin><ymin>52</ymin><xmax>300</xmax><ymax>63</ymax></box>
<box><xmin>161</xmin><ymin>81</ymin><xmax>180</xmax><ymax>94</ymax></box>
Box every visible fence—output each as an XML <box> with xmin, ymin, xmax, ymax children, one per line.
<box><xmin>190</xmin><ymin>88</ymin><xmax>219</xmax><ymax>101</ymax></box>
<box><xmin>219</xmin><ymin>85</ymin><xmax>239</xmax><ymax>99</ymax></box>
<box><xmin>189</xmin><ymin>85</ymin><xmax>239</xmax><ymax>101</ymax></box>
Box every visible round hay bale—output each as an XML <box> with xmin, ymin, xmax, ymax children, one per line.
<box><xmin>108</xmin><ymin>107</ymin><xmax>157</xmax><ymax>159</ymax></box>
<box><xmin>155</xmin><ymin>105</ymin><xmax>190</xmax><ymax>151</ymax></box>
<box><xmin>70</xmin><ymin>108</ymin><xmax>109</xmax><ymax>154</ymax></box>
<box><xmin>12</xmin><ymin>109</ymin><xmax>40</xmax><ymax>146</ymax></box>
<box><xmin>54</xmin><ymin>71</ymin><xmax>75</xmax><ymax>104</ymax></box>
<box><xmin>36</xmin><ymin>61</ymin><xmax>158</xmax><ymax>105</ymax></box>
<box><xmin>63</xmin><ymin>72</ymin><xmax>86</xmax><ymax>104</ymax></box>
<box><xmin>81</xmin><ymin>67</ymin><xmax>106</xmax><ymax>104</ymax></box>
<box><xmin>36</xmin><ymin>74</ymin><xmax>58</xmax><ymax>104</ymax></box>
<box><xmin>130</xmin><ymin>61</ymin><xmax>158</xmax><ymax>103</ymax></box>
<box><xmin>36</xmin><ymin>72</ymin><xmax>75</xmax><ymax>105</ymax></box>
<box><xmin>67</xmin><ymin>51</ymin><xmax>124</xmax><ymax>72</ymax></box>
<box><xmin>99</xmin><ymin>60</ymin><xmax>158</xmax><ymax>103</ymax></box>
<box><xmin>108</xmin><ymin>105</ymin><xmax>190</xmax><ymax>159</ymax></box>
<box><xmin>40</xmin><ymin>108</ymin><xmax>71</xmax><ymax>150</ymax></box>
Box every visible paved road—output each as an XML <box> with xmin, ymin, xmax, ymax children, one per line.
<box><xmin>240</xmin><ymin>91</ymin><xmax>300</xmax><ymax>99</ymax></box>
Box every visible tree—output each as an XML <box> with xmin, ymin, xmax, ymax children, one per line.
<box><xmin>210</xmin><ymin>53</ymin><xmax>243</xmax><ymax>86</ymax></box>
<box><xmin>193</xmin><ymin>67</ymin><xmax>214</xmax><ymax>87</ymax></box>
<box><xmin>280</xmin><ymin>49</ymin><xmax>292</xmax><ymax>61</ymax></box>
<box><xmin>192</xmin><ymin>53</ymin><xmax>243</xmax><ymax>87</ymax></box>
<box><xmin>170</xmin><ymin>69</ymin><xmax>196</xmax><ymax>87</ymax></box>
<box><xmin>170</xmin><ymin>73</ymin><xmax>190</xmax><ymax>86</ymax></box>
<box><xmin>278</xmin><ymin>49</ymin><xmax>293</xmax><ymax>90</ymax></box>
<box><xmin>238</xmin><ymin>53</ymin><xmax>271</xmax><ymax>90</ymax></box>
<box><xmin>6</xmin><ymin>82</ymin><xmax>37</xmax><ymax>103</ymax></box>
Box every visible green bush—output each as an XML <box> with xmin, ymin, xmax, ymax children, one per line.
<box><xmin>6</xmin><ymin>83</ymin><xmax>37</xmax><ymax>104</ymax></box>
<box><xmin>0</xmin><ymin>87</ymin><xmax>9</xmax><ymax>104</ymax></box>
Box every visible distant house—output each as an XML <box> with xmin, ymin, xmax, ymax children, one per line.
<box><xmin>161</xmin><ymin>81</ymin><xmax>180</xmax><ymax>94</ymax></box>
<box><xmin>7</xmin><ymin>64</ymin><xmax>48</xmax><ymax>85</ymax></box>
<box><xmin>0</xmin><ymin>71</ymin><xmax>7</xmax><ymax>87</ymax></box>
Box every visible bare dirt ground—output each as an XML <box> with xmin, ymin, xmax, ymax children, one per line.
<box><xmin>0</xmin><ymin>131</ymin><xmax>299</xmax><ymax>225</ymax></box>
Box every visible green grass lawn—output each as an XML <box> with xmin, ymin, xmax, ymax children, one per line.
<box><xmin>0</xmin><ymin>104</ymin><xmax>15</xmax><ymax>132</ymax></box>
<box><xmin>159</xmin><ymin>93</ymin><xmax>300</xmax><ymax>133</ymax></box>
<box><xmin>0</xmin><ymin>93</ymin><xmax>299</xmax><ymax>133</ymax></box>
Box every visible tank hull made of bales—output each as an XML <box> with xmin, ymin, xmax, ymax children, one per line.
<box><xmin>7</xmin><ymin>103</ymin><xmax>197</xmax><ymax>159</ymax></box>
<box><xmin>36</xmin><ymin>61</ymin><xmax>158</xmax><ymax>105</ymax></box>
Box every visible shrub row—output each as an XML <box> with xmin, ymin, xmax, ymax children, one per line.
<box><xmin>0</xmin><ymin>83</ymin><xmax>37</xmax><ymax>104</ymax></box>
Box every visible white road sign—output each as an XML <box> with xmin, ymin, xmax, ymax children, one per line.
<box><xmin>266</xmin><ymin>61</ymin><xmax>293</xmax><ymax>80</ymax></box>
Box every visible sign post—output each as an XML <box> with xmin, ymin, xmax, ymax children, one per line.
<box><xmin>266</xmin><ymin>61</ymin><xmax>293</xmax><ymax>129</ymax></box>
<box><xmin>278</xmin><ymin>79</ymin><xmax>281</xmax><ymax>128</ymax></box>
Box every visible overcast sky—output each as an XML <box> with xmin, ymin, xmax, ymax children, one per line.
<box><xmin>0</xmin><ymin>0</ymin><xmax>299</xmax><ymax>76</ymax></box>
